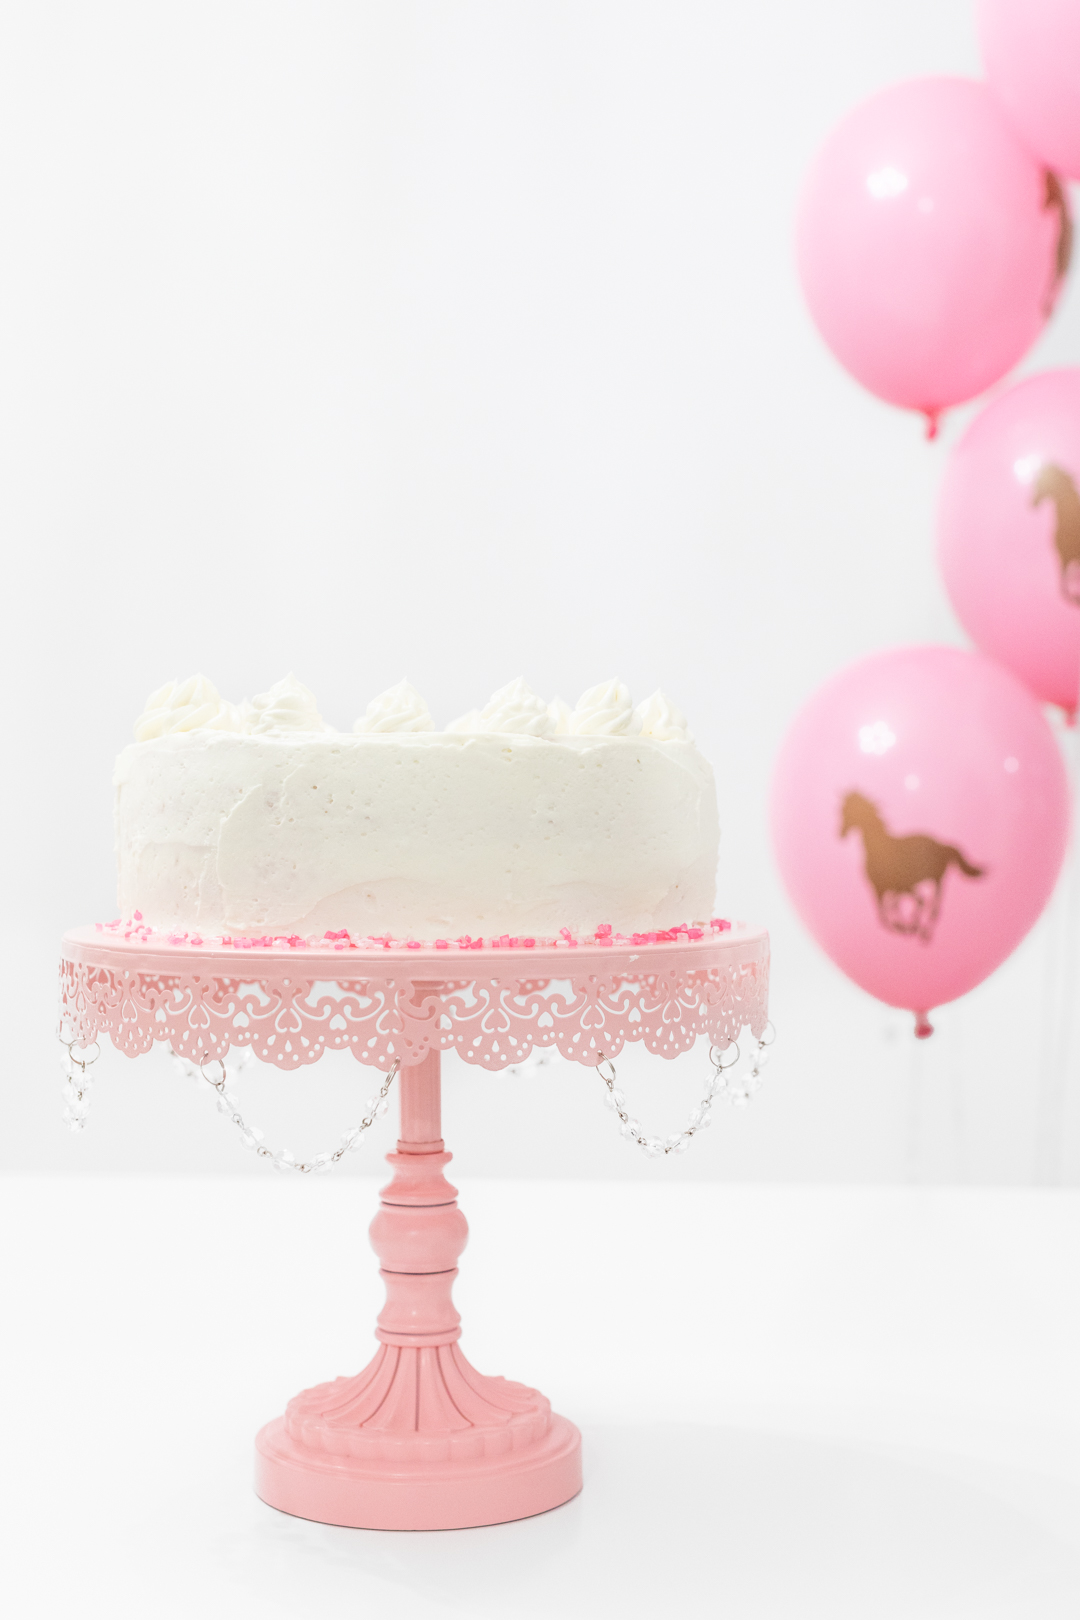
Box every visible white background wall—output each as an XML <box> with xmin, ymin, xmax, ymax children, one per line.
<box><xmin>4</xmin><ymin>0</ymin><xmax>1079</xmax><ymax>1182</ymax></box>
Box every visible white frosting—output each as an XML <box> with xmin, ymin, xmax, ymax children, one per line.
<box><xmin>445</xmin><ymin>709</ymin><xmax>481</xmax><ymax>734</ymax></box>
<box><xmin>471</xmin><ymin>678</ymin><xmax>557</xmax><ymax>736</ymax></box>
<box><xmin>567</xmin><ymin>678</ymin><xmax>641</xmax><ymax>736</ymax></box>
<box><xmin>547</xmin><ymin>697</ymin><xmax>572</xmax><ymax>735</ymax></box>
<box><xmin>134</xmin><ymin>675</ymin><xmax>244</xmax><ymax>741</ymax></box>
<box><xmin>353</xmin><ymin>680</ymin><xmax>434</xmax><ymax>734</ymax></box>
<box><xmin>248</xmin><ymin>674</ymin><xmax>326</xmax><ymax>734</ymax></box>
<box><xmin>635</xmin><ymin>690</ymin><xmax>693</xmax><ymax>743</ymax></box>
<box><xmin>114</xmin><ymin>730</ymin><xmax>719</xmax><ymax>939</ymax></box>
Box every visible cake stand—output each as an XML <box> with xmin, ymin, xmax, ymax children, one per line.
<box><xmin>58</xmin><ymin>923</ymin><xmax>770</xmax><ymax>1530</ymax></box>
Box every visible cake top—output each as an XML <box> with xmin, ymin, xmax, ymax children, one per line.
<box><xmin>132</xmin><ymin>674</ymin><xmax>694</xmax><ymax>743</ymax></box>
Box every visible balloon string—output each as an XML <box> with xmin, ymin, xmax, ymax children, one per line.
<box><xmin>1036</xmin><ymin>718</ymin><xmax>1080</xmax><ymax>1182</ymax></box>
<box><xmin>906</xmin><ymin>1029</ymin><xmax>923</xmax><ymax>1184</ymax></box>
<box><xmin>949</xmin><ymin>1007</ymin><xmax>967</xmax><ymax>1184</ymax></box>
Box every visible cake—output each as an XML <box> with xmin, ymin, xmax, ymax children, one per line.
<box><xmin>113</xmin><ymin>673</ymin><xmax>719</xmax><ymax>943</ymax></box>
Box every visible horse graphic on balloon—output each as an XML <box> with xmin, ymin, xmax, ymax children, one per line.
<box><xmin>1031</xmin><ymin>460</ymin><xmax>1080</xmax><ymax>603</ymax></box>
<box><xmin>839</xmin><ymin>792</ymin><xmax>986</xmax><ymax>943</ymax></box>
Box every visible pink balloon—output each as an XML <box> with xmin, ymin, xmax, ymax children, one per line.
<box><xmin>771</xmin><ymin>646</ymin><xmax>1068</xmax><ymax>1025</ymax></box>
<box><xmin>980</xmin><ymin>0</ymin><xmax>1080</xmax><ymax>181</ymax></box>
<box><xmin>796</xmin><ymin>78</ymin><xmax>1069</xmax><ymax>427</ymax></box>
<box><xmin>938</xmin><ymin>369</ymin><xmax>1080</xmax><ymax>715</ymax></box>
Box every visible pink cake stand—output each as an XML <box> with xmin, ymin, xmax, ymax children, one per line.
<box><xmin>59</xmin><ymin>923</ymin><xmax>769</xmax><ymax>1531</ymax></box>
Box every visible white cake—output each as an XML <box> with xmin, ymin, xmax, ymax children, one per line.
<box><xmin>113</xmin><ymin>674</ymin><xmax>719</xmax><ymax>942</ymax></box>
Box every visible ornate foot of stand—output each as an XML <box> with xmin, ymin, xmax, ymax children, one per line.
<box><xmin>255</xmin><ymin>1050</ymin><xmax>582</xmax><ymax>1530</ymax></box>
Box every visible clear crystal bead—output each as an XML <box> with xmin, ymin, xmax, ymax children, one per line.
<box><xmin>312</xmin><ymin>1153</ymin><xmax>334</xmax><ymax>1173</ymax></box>
<box><xmin>375</xmin><ymin>1098</ymin><xmax>389</xmax><ymax>1117</ymax></box>
<box><xmin>753</xmin><ymin>1044</ymin><xmax>772</xmax><ymax>1070</ymax></box>
<box><xmin>611</xmin><ymin>1088</ymin><xmax>626</xmax><ymax>1109</ymax></box>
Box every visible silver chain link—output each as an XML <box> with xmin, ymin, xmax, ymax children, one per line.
<box><xmin>59</xmin><ymin>1022</ymin><xmax>774</xmax><ymax>1165</ymax></box>
<box><xmin>597</xmin><ymin>1023</ymin><xmax>775</xmax><ymax>1157</ymax></box>
<box><xmin>58</xmin><ymin>1033</ymin><xmax>101</xmax><ymax>1131</ymax></box>
<box><xmin>167</xmin><ymin>1045</ymin><xmax>399</xmax><ymax>1172</ymax></box>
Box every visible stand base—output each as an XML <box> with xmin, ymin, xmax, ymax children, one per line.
<box><xmin>255</xmin><ymin>1410</ymin><xmax>582</xmax><ymax>1531</ymax></box>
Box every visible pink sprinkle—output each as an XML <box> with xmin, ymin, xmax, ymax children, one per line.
<box><xmin>688</xmin><ymin>927</ymin><xmax>703</xmax><ymax>940</ymax></box>
<box><xmin>334</xmin><ymin>942</ymin><xmax>345</xmax><ymax>950</ymax></box>
<box><xmin>222</xmin><ymin>937</ymin><xmax>232</xmax><ymax>946</ymax></box>
<box><xmin>435</xmin><ymin>939</ymin><xmax>449</xmax><ymax>949</ymax></box>
<box><xmin>560</xmin><ymin>928</ymin><xmax>573</xmax><ymax>941</ymax></box>
<box><xmin>407</xmin><ymin>940</ymin><xmax>421</xmax><ymax>950</ymax></box>
<box><xmin>523</xmin><ymin>938</ymin><xmax>535</xmax><ymax>948</ymax></box>
<box><xmin>710</xmin><ymin>918</ymin><xmax>732</xmax><ymax>932</ymax></box>
<box><xmin>133</xmin><ymin>910</ymin><xmax>142</xmax><ymax>921</ymax></box>
<box><xmin>656</xmin><ymin>930</ymin><xmax>674</xmax><ymax>943</ymax></box>
<box><xmin>190</xmin><ymin>936</ymin><xmax>203</xmax><ymax>946</ymax></box>
<box><xmin>596</xmin><ymin>923</ymin><xmax>612</xmax><ymax>937</ymax></box>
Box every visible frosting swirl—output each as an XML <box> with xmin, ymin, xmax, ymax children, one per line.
<box><xmin>134</xmin><ymin>675</ymin><xmax>243</xmax><ymax>741</ymax></box>
<box><xmin>567</xmin><ymin>678</ymin><xmax>641</xmax><ymax>736</ymax></box>
<box><xmin>353</xmin><ymin>679</ymin><xmax>434</xmax><ymax>733</ymax></box>
<box><xmin>445</xmin><ymin>709</ymin><xmax>481</xmax><ymax>734</ymax></box>
<box><xmin>634</xmin><ymin>690</ymin><xmax>693</xmax><ymax>742</ymax></box>
<box><xmin>548</xmin><ymin>696</ymin><xmax>572</xmax><ymax>735</ymax></box>
<box><xmin>473</xmin><ymin>678</ymin><xmax>557</xmax><ymax>736</ymax></box>
<box><xmin>249</xmin><ymin>674</ymin><xmax>326</xmax><ymax>734</ymax></box>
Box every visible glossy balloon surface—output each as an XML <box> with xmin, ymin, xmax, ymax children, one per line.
<box><xmin>797</xmin><ymin>78</ymin><xmax>1067</xmax><ymax>419</ymax></box>
<box><xmin>772</xmin><ymin>646</ymin><xmax>1068</xmax><ymax>1014</ymax></box>
<box><xmin>938</xmin><ymin>369</ymin><xmax>1080</xmax><ymax>714</ymax></box>
<box><xmin>980</xmin><ymin>0</ymin><xmax>1080</xmax><ymax>181</ymax></box>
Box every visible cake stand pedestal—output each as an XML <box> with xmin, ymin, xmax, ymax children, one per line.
<box><xmin>59</xmin><ymin>926</ymin><xmax>769</xmax><ymax>1530</ymax></box>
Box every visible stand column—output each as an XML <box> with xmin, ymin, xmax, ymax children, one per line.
<box><xmin>255</xmin><ymin>1045</ymin><xmax>582</xmax><ymax>1531</ymax></box>
<box><xmin>369</xmin><ymin>1048</ymin><xmax>468</xmax><ymax>1350</ymax></box>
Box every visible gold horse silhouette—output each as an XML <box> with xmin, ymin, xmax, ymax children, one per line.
<box><xmin>1031</xmin><ymin>461</ymin><xmax>1080</xmax><ymax>604</ymax></box>
<box><xmin>840</xmin><ymin>792</ymin><xmax>986</xmax><ymax>943</ymax></box>
<box><xmin>1043</xmin><ymin>172</ymin><xmax>1073</xmax><ymax>315</ymax></box>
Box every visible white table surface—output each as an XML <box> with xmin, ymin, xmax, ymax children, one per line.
<box><xmin>5</xmin><ymin>1174</ymin><xmax>1080</xmax><ymax>1618</ymax></box>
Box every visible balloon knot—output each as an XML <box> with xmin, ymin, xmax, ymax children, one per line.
<box><xmin>913</xmin><ymin>1012</ymin><xmax>934</xmax><ymax>1040</ymax></box>
<box><xmin>923</xmin><ymin>410</ymin><xmax>940</xmax><ymax>442</ymax></box>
